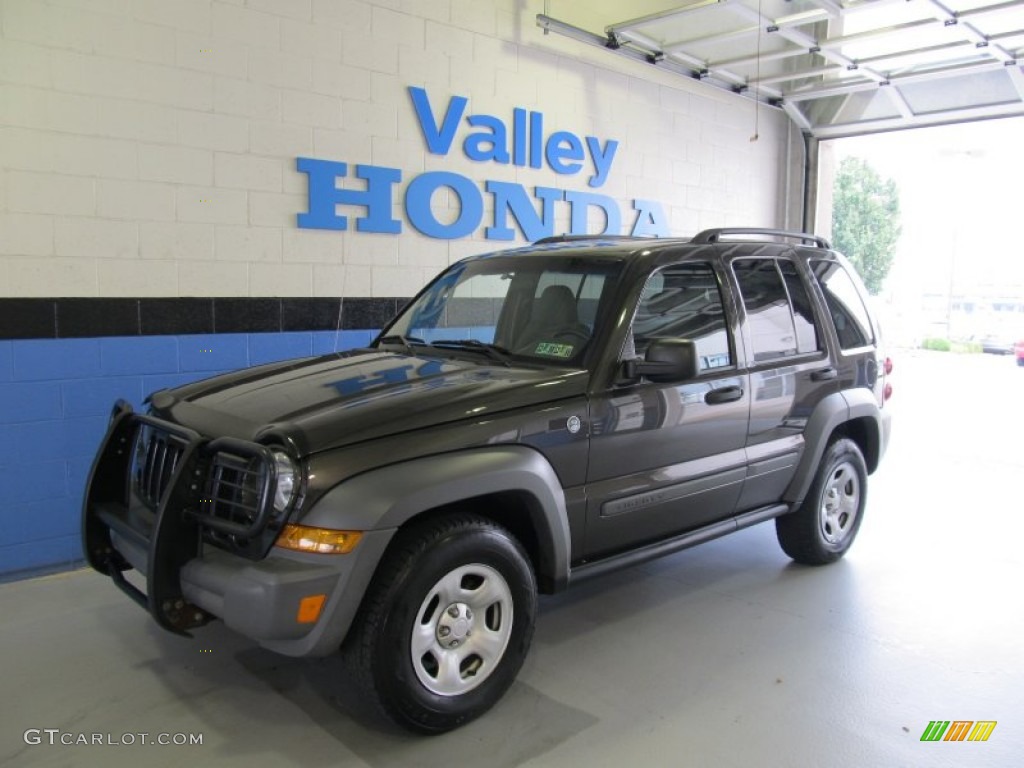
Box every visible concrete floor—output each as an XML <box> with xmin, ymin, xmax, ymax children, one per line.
<box><xmin>2</xmin><ymin>350</ymin><xmax>1021</xmax><ymax>767</ymax></box>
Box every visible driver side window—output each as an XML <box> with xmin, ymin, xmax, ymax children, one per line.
<box><xmin>627</xmin><ymin>262</ymin><xmax>733</xmax><ymax>372</ymax></box>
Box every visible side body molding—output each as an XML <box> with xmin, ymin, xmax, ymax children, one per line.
<box><xmin>304</xmin><ymin>446</ymin><xmax>573</xmax><ymax>591</ymax></box>
<box><xmin>783</xmin><ymin>388</ymin><xmax>882</xmax><ymax>506</ymax></box>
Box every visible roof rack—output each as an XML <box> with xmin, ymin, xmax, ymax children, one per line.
<box><xmin>691</xmin><ymin>228</ymin><xmax>831</xmax><ymax>250</ymax></box>
<box><xmin>532</xmin><ymin>234</ymin><xmax>657</xmax><ymax>245</ymax></box>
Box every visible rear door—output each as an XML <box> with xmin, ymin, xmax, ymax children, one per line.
<box><xmin>728</xmin><ymin>253</ymin><xmax>836</xmax><ymax>511</ymax></box>
<box><xmin>584</xmin><ymin>259</ymin><xmax>750</xmax><ymax>559</ymax></box>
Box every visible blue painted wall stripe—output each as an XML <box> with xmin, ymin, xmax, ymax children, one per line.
<box><xmin>1</xmin><ymin>341</ymin><xmax>14</xmax><ymax>382</ymax></box>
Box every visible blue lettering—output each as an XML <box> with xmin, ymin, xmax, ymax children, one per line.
<box><xmin>512</xmin><ymin>108</ymin><xmax>527</xmax><ymax>166</ymax></box>
<box><xmin>485</xmin><ymin>183</ymin><xmax>563</xmax><ymax>241</ymax></box>
<box><xmin>406</xmin><ymin>171</ymin><xmax>483</xmax><ymax>239</ymax></box>
<box><xmin>631</xmin><ymin>199</ymin><xmax>670</xmax><ymax>237</ymax></box>
<box><xmin>565</xmin><ymin>190</ymin><xmax>621</xmax><ymax>235</ymax></box>
<box><xmin>586</xmin><ymin>137</ymin><xmax>619</xmax><ymax>188</ymax></box>
<box><xmin>409</xmin><ymin>86</ymin><xmax>467</xmax><ymax>155</ymax></box>
<box><xmin>296</xmin><ymin>158</ymin><xmax>401</xmax><ymax>233</ymax></box>
<box><xmin>464</xmin><ymin>115</ymin><xmax>510</xmax><ymax>164</ymax></box>
<box><xmin>408</xmin><ymin>87</ymin><xmax>622</xmax><ymax>184</ymax></box>
<box><xmin>529</xmin><ymin>111</ymin><xmax>543</xmax><ymax>169</ymax></box>
<box><xmin>545</xmin><ymin>131</ymin><xmax>584</xmax><ymax>175</ymax></box>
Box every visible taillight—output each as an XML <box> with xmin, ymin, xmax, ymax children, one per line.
<box><xmin>884</xmin><ymin>383</ymin><xmax>892</xmax><ymax>401</ymax></box>
<box><xmin>884</xmin><ymin>356</ymin><xmax>893</xmax><ymax>375</ymax></box>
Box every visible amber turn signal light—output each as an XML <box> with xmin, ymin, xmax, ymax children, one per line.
<box><xmin>275</xmin><ymin>524</ymin><xmax>362</xmax><ymax>554</ymax></box>
<box><xmin>297</xmin><ymin>594</ymin><xmax>327</xmax><ymax>624</ymax></box>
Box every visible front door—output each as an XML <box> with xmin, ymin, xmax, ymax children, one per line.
<box><xmin>584</xmin><ymin>260</ymin><xmax>750</xmax><ymax>560</ymax></box>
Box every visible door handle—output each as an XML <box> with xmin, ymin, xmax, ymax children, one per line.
<box><xmin>705</xmin><ymin>386</ymin><xmax>743</xmax><ymax>405</ymax></box>
<box><xmin>810</xmin><ymin>367</ymin><xmax>838</xmax><ymax>381</ymax></box>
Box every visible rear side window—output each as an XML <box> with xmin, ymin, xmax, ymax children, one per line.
<box><xmin>629</xmin><ymin>262</ymin><xmax>732</xmax><ymax>371</ymax></box>
<box><xmin>778</xmin><ymin>260</ymin><xmax>819</xmax><ymax>354</ymax></box>
<box><xmin>733</xmin><ymin>258</ymin><xmax>819</xmax><ymax>362</ymax></box>
<box><xmin>810</xmin><ymin>260</ymin><xmax>875</xmax><ymax>350</ymax></box>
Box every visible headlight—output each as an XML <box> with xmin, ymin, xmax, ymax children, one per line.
<box><xmin>271</xmin><ymin>449</ymin><xmax>299</xmax><ymax>513</ymax></box>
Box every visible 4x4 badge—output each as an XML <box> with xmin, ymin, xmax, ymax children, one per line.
<box><xmin>566</xmin><ymin>416</ymin><xmax>582</xmax><ymax>434</ymax></box>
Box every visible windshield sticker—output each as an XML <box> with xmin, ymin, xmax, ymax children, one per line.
<box><xmin>535</xmin><ymin>342</ymin><xmax>574</xmax><ymax>358</ymax></box>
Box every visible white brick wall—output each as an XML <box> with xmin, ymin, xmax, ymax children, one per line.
<box><xmin>1</xmin><ymin>0</ymin><xmax>800</xmax><ymax>299</ymax></box>
<box><xmin>139</xmin><ymin>221</ymin><xmax>214</xmax><ymax>261</ymax></box>
<box><xmin>178</xmin><ymin>259</ymin><xmax>246</xmax><ymax>296</ymax></box>
<box><xmin>55</xmin><ymin>217</ymin><xmax>138</xmax><ymax>259</ymax></box>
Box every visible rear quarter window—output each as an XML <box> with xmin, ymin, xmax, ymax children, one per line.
<box><xmin>810</xmin><ymin>260</ymin><xmax>875</xmax><ymax>350</ymax></box>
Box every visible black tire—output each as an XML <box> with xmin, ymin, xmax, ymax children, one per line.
<box><xmin>776</xmin><ymin>438</ymin><xmax>867</xmax><ymax>565</ymax></box>
<box><xmin>341</xmin><ymin>515</ymin><xmax>537</xmax><ymax>734</ymax></box>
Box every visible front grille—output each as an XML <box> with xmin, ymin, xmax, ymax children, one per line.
<box><xmin>112</xmin><ymin>410</ymin><xmax>286</xmax><ymax>561</ymax></box>
<box><xmin>133</xmin><ymin>426</ymin><xmax>187</xmax><ymax>509</ymax></box>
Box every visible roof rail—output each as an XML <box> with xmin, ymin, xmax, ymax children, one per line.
<box><xmin>691</xmin><ymin>228</ymin><xmax>831</xmax><ymax>249</ymax></box>
<box><xmin>532</xmin><ymin>234</ymin><xmax>657</xmax><ymax>245</ymax></box>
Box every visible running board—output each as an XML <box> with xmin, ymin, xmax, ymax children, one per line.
<box><xmin>569</xmin><ymin>503</ymin><xmax>790</xmax><ymax>584</ymax></box>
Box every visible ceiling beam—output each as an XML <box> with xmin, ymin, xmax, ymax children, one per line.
<box><xmin>884</xmin><ymin>85</ymin><xmax>916</xmax><ymax>118</ymax></box>
<box><xmin>782</xmin><ymin>100</ymin><xmax>814</xmax><ymax>131</ymax></box>
<box><xmin>605</xmin><ymin>0</ymin><xmax>732</xmax><ymax>37</ymax></box>
<box><xmin>729</xmin><ymin>2</ymin><xmax>889</xmax><ymax>85</ymax></box>
<box><xmin>750</xmin><ymin>63</ymin><xmax>848</xmax><ymax>86</ymax></box>
<box><xmin>534</xmin><ymin>14</ymin><xmax>784</xmax><ymax>103</ymax></box>
<box><xmin>806</xmin><ymin>0</ymin><xmax>844</xmax><ymax>17</ymax></box>
<box><xmin>1005</xmin><ymin>63</ymin><xmax>1024</xmax><ymax>99</ymax></box>
<box><xmin>924</xmin><ymin>0</ymin><xmax>1017</xmax><ymax>63</ymax></box>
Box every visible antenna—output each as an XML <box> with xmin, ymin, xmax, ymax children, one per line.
<box><xmin>750</xmin><ymin>0</ymin><xmax>763</xmax><ymax>143</ymax></box>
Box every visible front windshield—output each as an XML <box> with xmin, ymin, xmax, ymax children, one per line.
<box><xmin>382</xmin><ymin>254</ymin><xmax>624</xmax><ymax>364</ymax></box>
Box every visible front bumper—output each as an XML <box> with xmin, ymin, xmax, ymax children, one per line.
<box><xmin>109</xmin><ymin>522</ymin><xmax>392</xmax><ymax>656</ymax></box>
<box><xmin>83</xmin><ymin>402</ymin><xmax>391</xmax><ymax>656</ymax></box>
<box><xmin>179</xmin><ymin>532</ymin><xmax>391</xmax><ymax>656</ymax></box>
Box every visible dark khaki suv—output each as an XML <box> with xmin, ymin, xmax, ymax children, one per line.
<box><xmin>84</xmin><ymin>228</ymin><xmax>892</xmax><ymax>732</ymax></box>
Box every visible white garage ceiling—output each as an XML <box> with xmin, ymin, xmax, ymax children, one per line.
<box><xmin>539</xmin><ymin>0</ymin><xmax>1024</xmax><ymax>138</ymax></box>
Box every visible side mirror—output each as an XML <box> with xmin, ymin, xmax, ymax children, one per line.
<box><xmin>624</xmin><ymin>339</ymin><xmax>699</xmax><ymax>383</ymax></box>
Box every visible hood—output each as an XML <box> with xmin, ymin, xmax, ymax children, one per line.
<box><xmin>150</xmin><ymin>349</ymin><xmax>589</xmax><ymax>455</ymax></box>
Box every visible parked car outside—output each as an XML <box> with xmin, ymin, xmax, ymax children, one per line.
<box><xmin>976</xmin><ymin>334</ymin><xmax>1014</xmax><ymax>355</ymax></box>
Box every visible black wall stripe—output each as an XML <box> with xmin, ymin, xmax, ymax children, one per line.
<box><xmin>0</xmin><ymin>298</ymin><xmax>410</xmax><ymax>340</ymax></box>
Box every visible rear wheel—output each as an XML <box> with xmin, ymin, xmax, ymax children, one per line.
<box><xmin>776</xmin><ymin>438</ymin><xmax>867</xmax><ymax>565</ymax></box>
<box><xmin>342</xmin><ymin>515</ymin><xmax>536</xmax><ymax>733</ymax></box>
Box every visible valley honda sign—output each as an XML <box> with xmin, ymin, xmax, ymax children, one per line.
<box><xmin>296</xmin><ymin>86</ymin><xmax>668</xmax><ymax>241</ymax></box>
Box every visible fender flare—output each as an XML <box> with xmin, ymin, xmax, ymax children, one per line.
<box><xmin>303</xmin><ymin>446</ymin><xmax>572</xmax><ymax>591</ymax></box>
<box><xmin>784</xmin><ymin>388</ymin><xmax>881</xmax><ymax>506</ymax></box>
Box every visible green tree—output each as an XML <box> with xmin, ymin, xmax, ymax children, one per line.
<box><xmin>831</xmin><ymin>156</ymin><xmax>901</xmax><ymax>295</ymax></box>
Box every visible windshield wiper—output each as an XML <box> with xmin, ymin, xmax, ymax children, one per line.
<box><xmin>430</xmin><ymin>339</ymin><xmax>512</xmax><ymax>367</ymax></box>
<box><xmin>377</xmin><ymin>334</ymin><xmax>430</xmax><ymax>355</ymax></box>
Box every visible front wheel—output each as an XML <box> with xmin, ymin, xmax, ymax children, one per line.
<box><xmin>342</xmin><ymin>515</ymin><xmax>537</xmax><ymax>733</ymax></box>
<box><xmin>776</xmin><ymin>438</ymin><xmax>867</xmax><ymax>565</ymax></box>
